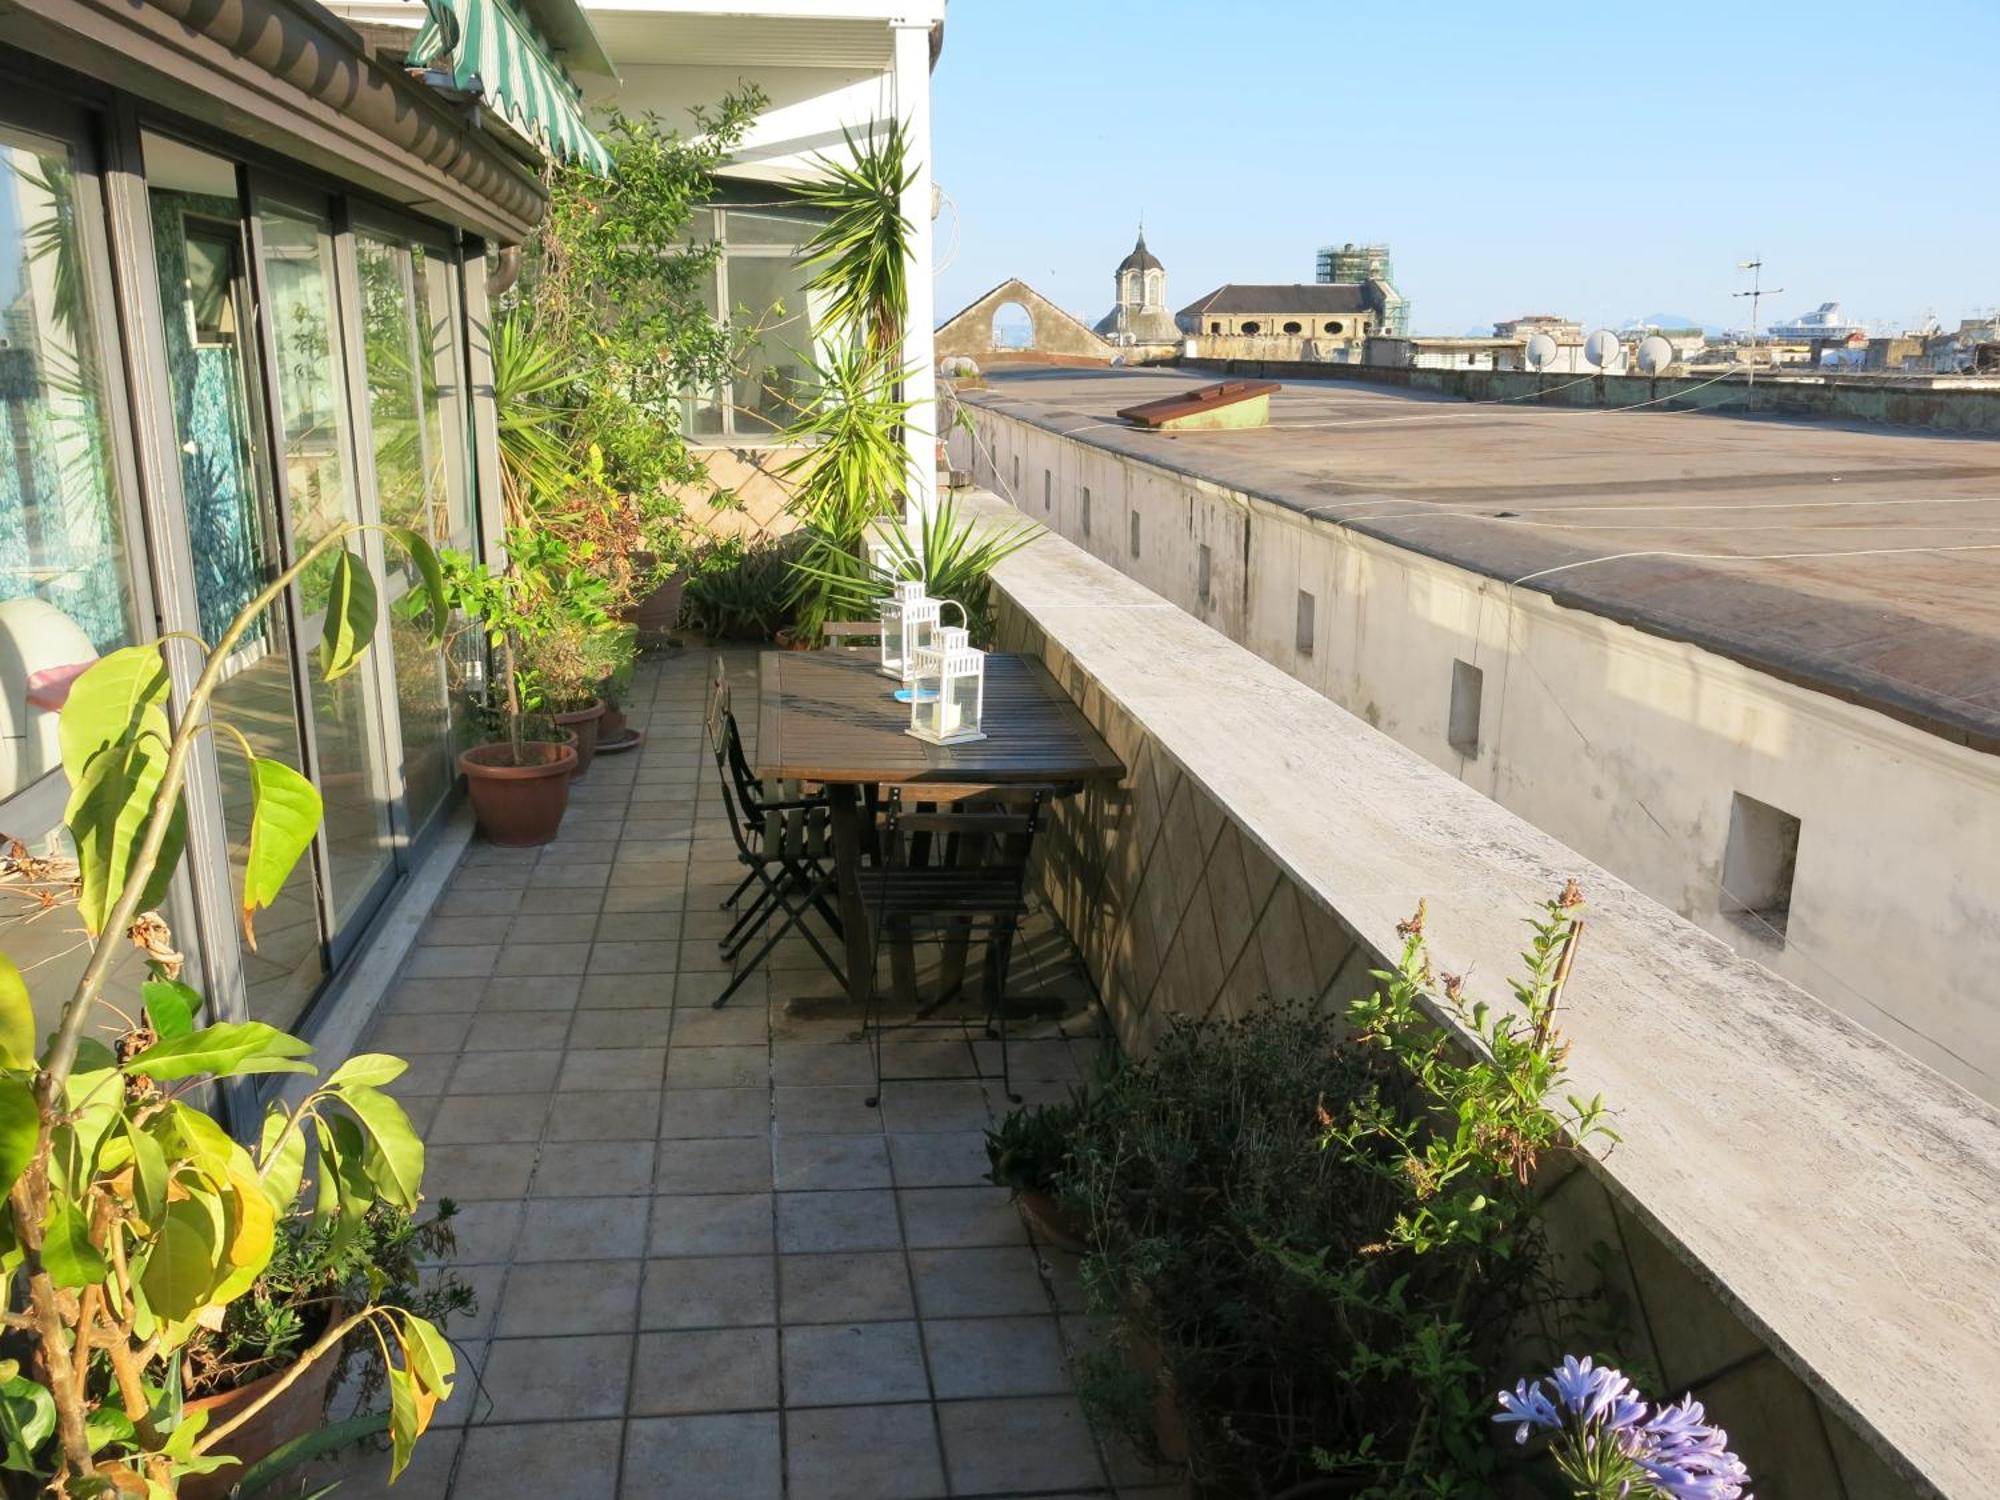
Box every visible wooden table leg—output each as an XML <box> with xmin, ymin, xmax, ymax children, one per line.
<box><xmin>826</xmin><ymin>785</ymin><xmax>874</xmax><ymax>1007</ymax></box>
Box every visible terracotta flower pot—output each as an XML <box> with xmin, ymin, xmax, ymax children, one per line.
<box><xmin>551</xmin><ymin>697</ymin><xmax>607</xmax><ymax>777</ymax></box>
<box><xmin>627</xmin><ymin>560</ymin><xmax>685</xmax><ymax>648</ymax></box>
<box><xmin>461</xmin><ymin>740</ymin><xmax>576</xmax><ymax>846</ymax></box>
<box><xmin>600</xmin><ymin>702</ymin><xmax>628</xmax><ymax>739</ymax></box>
<box><xmin>178</xmin><ymin>1344</ymin><xmax>341</xmax><ymax>1500</ymax></box>
<box><xmin>1018</xmin><ymin>1189</ymin><xmax>1089</xmax><ymax>1255</ymax></box>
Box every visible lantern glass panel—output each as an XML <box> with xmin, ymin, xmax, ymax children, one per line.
<box><xmin>941</xmin><ymin>667</ymin><xmax>983</xmax><ymax>741</ymax></box>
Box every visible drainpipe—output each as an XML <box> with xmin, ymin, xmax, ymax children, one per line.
<box><xmin>486</xmin><ymin>244</ymin><xmax>523</xmax><ymax>298</ymax></box>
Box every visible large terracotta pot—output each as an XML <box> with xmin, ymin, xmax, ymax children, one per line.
<box><xmin>179</xmin><ymin>1344</ymin><xmax>341</xmax><ymax>1500</ymax></box>
<box><xmin>628</xmin><ymin>560</ymin><xmax>685</xmax><ymax>648</ymax></box>
<box><xmin>550</xmin><ymin>698</ymin><xmax>607</xmax><ymax>776</ymax></box>
<box><xmin>461</xmin><ymin>740</ymin><xmax>576</xmax><ymax>846</ymax></box>
<box><xmin>1017</xmin><ymin>1189</ymin><xmax>1089</xmax><ymax>1255</ymax></box>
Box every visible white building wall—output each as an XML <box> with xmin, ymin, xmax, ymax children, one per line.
<box><xmin>955</xmin><ymin>405</ymin><xmax>2000</xmax><ymax>1104</ymax></box>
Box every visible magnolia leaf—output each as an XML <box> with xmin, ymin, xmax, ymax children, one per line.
<box><xmin>241</xmin><ymin>759</ymin><xmax>321</xmax><ymax>949</ymax></box>
<box><xmin>0</xmin><ymin>1081</ymin><xmax>33</xmax><ymax>1201</ymax></box>
<box><xmin>387</xmin><ymin>526</ymin><xmax>449</xmax><ymax>646</ymax></box>
<box><xmin>140</xmin><ymin>1198</ymin><xmax>222</xmax><ymax>1323</ymax></box>
<box><xmin>84</xmin><ymin>1405</ymin><xmax>135</xmax><ymax>1456</ymax></box>
<box><xmin>323</xmin><ymin>1053</ymin><xmax>408</xmax><ymax>1091</ymax></box>
<box><xmin>318</xmin><ymin>548</ymin><xmax>377</xmax><ymax>682</ymax></box>
<box><xmin>41</xmin><ymin>1199</ymin><xmax>107</xmax><ymax>1288</ymax></box>
<box><xmin>66</xmin><ymin>741</ymin><xmax>187</xmax><ymax>937</ymax></box>
<box><xmin>311</xmin><ymin>1118</ymin><xmax>341</xmax><ymax>1230</ymax></box>
<box><xmin>207</xmin><ymin>1161</ymin><xmax>277</xmax><ymax>1312</ymax></box>
<box><xmin>161</xmin><ymin>1108</ymin><xmax>236</xmax><ymax>1198</ymax></box>
<box><xmin>125</xmin><ymin>1022</ymin><xmax>314</xmax><ymax>1082</ymax></box>
<box><xmin>400</xmin><ymin>1312</ymin><xmax>456</xmax><ymax>1402</ymax></box>
<box><xmin>258</xmin><ymin>1111</ymin><xmax>308</xmax><ymax>1214</ymax></box>
<box><xmin>0</xmin><ymin>1369</ymin><xmax>54</xmax><ymax>1473</ymax></box>
<box><xmin>340</xmin><ymin>1084</ymin><xmax>424</xmax><ymax>1211</ymax></box>
<box><xmin>0</xmin><ymin>954</ymin><xmax>31</xmax><ymax>1071</ymax></box>
<box><xmin>140</xmin><ymin>978</ymin><xmax>200</xmax><ymax>1042</ymax></box>
<box><xmin>122</xmin><ymin>1117</ymin><xmax>168</xmax><ymax>1228</ymax></box>
<box><xmin>57</xmin><ymin>645</ymin><xmax>169</xmax><ymax>790</ymax></box>
<box><xmin>385</xmin><ymin>1363</ymin><xmax>419</xmax><ymax>1482</ymax></box>
<box><xmin>327</xmin><ymin>1116</ymin><xmax>372</xmax><ymax>1251</ymax></box>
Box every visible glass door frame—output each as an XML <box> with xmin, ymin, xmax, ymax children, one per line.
<box><xmin>240</xmin><ymin>170</ymin><xmax>409</xmax><ymax>976</ymax></box>
<box><xmin>344</xmin><ymin>198</ymin><xmax>482</xmax><ymax>850</ymax></box>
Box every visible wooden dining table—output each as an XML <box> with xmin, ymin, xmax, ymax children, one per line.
<box><xmin>754</xmin><ymin>648</ymin><xmax>1126</xmax><ymax>1006</ymax></box>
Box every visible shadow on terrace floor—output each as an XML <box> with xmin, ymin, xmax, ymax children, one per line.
<box><xmin>315</xmin><ymin>645</ymin><xmax>1179</xmax><ymax>1499</ymax></box>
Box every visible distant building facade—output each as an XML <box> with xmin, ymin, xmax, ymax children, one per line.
<box><xmin>1179</xmin><ymin>283</ymin><xmax>1401</xmax><ymax>363</ymax></box>
<box><xmin>1316</xmin><ymin>241</ymin><xmax>1411</xmax><ymax>336</ymax></box>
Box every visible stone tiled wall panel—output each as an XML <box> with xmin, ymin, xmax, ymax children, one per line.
<box><xmin>996</xmin><ymin>593</ymin><xmax>1928</xmax><ymax>1500</ymax></box>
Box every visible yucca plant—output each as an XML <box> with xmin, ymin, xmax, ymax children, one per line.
<box><xmin>779</xmin><ymin>339</ymin><xmax>921</xmax><ymax>640</ymax></box>
<box><xmin>794</xmin><ymin>120</ymin><xmax>916</xmax><ymax>353</ymax></box>
<box><xmin>790</xmin><ymin>493</ymin><xmax>1041</xmax><ymax>645</ymax></box>
<box><xmin>486</xmin><ymin>308</ymin><xmax>577</xmax><ymax>525</ymax></box>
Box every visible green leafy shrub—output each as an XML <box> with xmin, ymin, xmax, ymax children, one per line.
<box><xmin>984</xmin><ymin>1090</ymin><xmax>1092</xmax><ymax>1195</ymax></box>
<box><xmin>1061</xmin><ymin>890</ymin><xmax>1612</xmax><ymax>1499</ymax></box>
<box><xmin>680</xmin><ymin>534</ymin><xmax>801</xmax><ymax>641</ymax></box>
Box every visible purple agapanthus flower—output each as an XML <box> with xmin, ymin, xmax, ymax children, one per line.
<box><xmin>1496</xmin><ymin>1360</ymin><xmax>1752</xmax><ymax>1500</ymax></box>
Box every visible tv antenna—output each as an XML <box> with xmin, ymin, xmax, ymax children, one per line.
<box><xmin>1734</xmin><ymin>257</ymin><xmax>1782</xmax><ymax>388</ymax></box>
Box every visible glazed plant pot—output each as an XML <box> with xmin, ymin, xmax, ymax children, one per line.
<box><xmin>178</xmin><ymin>1343</ymin><xmax>342</xmax><ymax>1500</ymax></box>
<box><xmin>551</xmin><ymin>697</ymin><xmax>608</xmax><ymax>777</ymax></box>
<box><xmin>461</xmin><ymin>740</ymin><xmax>577</xmax><ymax>846</ymax></box>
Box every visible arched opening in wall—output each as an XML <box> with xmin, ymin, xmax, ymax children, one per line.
<box><xmin>990</xmin><ymin>301</ymin><xmax>1035</xmax><ymax>350</ymax></box>
<box><xmin>1241</xmin><ymin>320</ymin><xmax>1261</xmax><ymax>334</ymax></box>
<box><xmin>1325</xmin><ymin>320</ymin><xmax>1345</xmax><ymax>334</ymax></box>
<box><xmin>1282</xmin><ymin>320</ymin><xmax>1303</xmax><ymax>335</ymax></box>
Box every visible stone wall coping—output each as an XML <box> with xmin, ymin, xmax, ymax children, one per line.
<box><xmin>972</xmin><ymin>490</ymin><xmax>1999</xmax><ymax>1496</ymax></box>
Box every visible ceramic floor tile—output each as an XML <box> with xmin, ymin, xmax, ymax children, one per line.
<box><xmin>453</xmin><ymin>1418</ymin><xmax>622</xmax><ymax>1499</ymax></box>
<box><xmin>785</xmin><ymin>1403</ymin><xmax>945</xmax><ymax>1500</ymax></box>
<box><xmin>782</xmin><ymin>1320</ymin><xmax>929</xmax><ymax>1407</ymax></box>
<box><xmin>629</xmin><ymin>1327</ymin><xmax>779</xmax><ymax>1415</ymax></box>
<box><xmin>776</xmin><ymin>1190</ymin><xmax>902</xmax><ymax>1254</ymax></box>
<box><xmin>639</xmin><ymin>1254</ymin><xmax>777</xmax><ymax>1330</ymax></box>
<box><xmin>621</xmin><ymin>1412</ymin><xmax>781</xmax><ymax>1499</ymax></box>
<box><xmin>778</xmin><ymin>1251</ymin><xmax>916</xmax><ymax>1325</ymax></box>
<box><xmin>476</xmin><ymin>1334</ymin><xmax>631</xmax><ymax>1421</ymax></box>
<box><xmin>649</xmin><ymin>1193</ymin><xmax>774</xmax><ymax>1257</ymax></box>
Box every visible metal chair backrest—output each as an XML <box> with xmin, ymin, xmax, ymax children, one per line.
<box><xmin>706</xmin><ymin>658</ymin><xmax>765</xmax><ymax>857</ymax></box>
<box><xmin>873</xmin><ymin>787</ymin><xmax>1045</xmax><ymax>930</ymax></box>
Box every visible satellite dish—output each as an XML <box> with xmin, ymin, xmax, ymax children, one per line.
<box><xmin>1523</xmin><ymin>332</ymin><xmax>1559</xmax><ymax>371</ymax></box>
<box><xmin>1636</xmin><ymin>335</ymin><xmax>1675</xmax><ymax>376</ymax></box>
<box><xmin>1583</xmin><ymin>329</ymin><xmax>1623</xmax><ymax>371</ymax></box>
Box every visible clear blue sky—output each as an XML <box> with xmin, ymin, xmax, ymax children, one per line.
<box><xmin>929</xmin><ymin>0</ymin><xmax>2000</xmax><ymax>337</ymax></box>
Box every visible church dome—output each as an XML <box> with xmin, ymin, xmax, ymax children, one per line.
<box><xmin>1117</xmin><ymin>231</ymin><xmax>1162</xmax><ymax>275</ymax></box>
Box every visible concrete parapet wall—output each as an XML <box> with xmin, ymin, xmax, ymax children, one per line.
<box><xmin>978</xmin><ymin>499</ymin><xmax>1994</xmax><ymax>1497</ymax></box>
<box><xmin>1181</xmin><ymin>356</ymin><xmax>2000</xmax><ymax>434</ymax></box>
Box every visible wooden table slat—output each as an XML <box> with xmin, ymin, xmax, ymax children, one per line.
<box><xmin>754</xmin><ymin>650</ymin><xmax>1126</xmax><ymax>786</ymax></box>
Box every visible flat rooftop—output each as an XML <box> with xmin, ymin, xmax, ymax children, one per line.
<box><xmin>969</xmin><ymin>368</ymin><xmax>2000</xmax><ymax>754</ymax></box>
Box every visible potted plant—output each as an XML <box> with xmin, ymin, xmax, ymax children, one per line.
<box><xmin>0</xmin><ymin>522</ymin><xmax>456</xmax><ymax>1493</ymax></box>
<box><xmin>595</xmin><ymin>624</ymin><xmax>643</xmax><ymax>753</ymax></box>
<box><xmin>440</xmin><ymin>527</ymin><xmax>602</xmax><ymax>845</ymax></box>
<box><xmin>525</xmin><ymin>616</ymin><xmax>620</xmax><ymax>777</ymax></box>
<box><xmin>985</xmin><ymin>1092</ymin><xmax>1093</xmax><ymax>1254</ymax></box>
<box><xmin>176</xmin><ymin>1204</ymin><xmax>475</xmax><ymax>1499</ymax></box>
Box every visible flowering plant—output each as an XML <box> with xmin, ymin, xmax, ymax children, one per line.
<box><xmin>1495</xmin><ymin>1356</ymin><xmax>1752</xmax><ymax>1500</ymax></box>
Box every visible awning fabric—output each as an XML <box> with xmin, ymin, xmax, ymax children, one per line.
<box><xmin>412</xmin><ymin>0</ymin><xmax>612</xmax><ymax>173</ymax></box>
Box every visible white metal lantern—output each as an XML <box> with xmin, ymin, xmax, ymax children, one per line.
<box><xmin>877</xmin><ymin>581</ymin><xmax>940</xmax><ymax>681</ymax></box>
<box><xmin>907</xmin><ymin>625</ymin><xmax>986</xmax><ymax>745</ymax></box>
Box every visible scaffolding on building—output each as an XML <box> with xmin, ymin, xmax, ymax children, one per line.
<box><xmin>1315</xmin><ymin>241</ymin><xmax>1411</xmax><ymax>336</ymax></box>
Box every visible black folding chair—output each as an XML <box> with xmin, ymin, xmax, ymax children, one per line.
<box><xmin>705</xmin><ymin>658</ymin><xmax>847</xmax><ymax>1007</ymax></box>
<box><xmin>857</xmin><ymin>787</ymin><xmax>1046</xmax><ymax>1106</ymax></box>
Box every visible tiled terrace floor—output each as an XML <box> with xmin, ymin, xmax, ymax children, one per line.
<box><xmin>322</xmin><ymin>648</ymin><xmax>1160</xmax><ymax>1500</ymax></box>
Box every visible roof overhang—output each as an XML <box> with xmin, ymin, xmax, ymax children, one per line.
<box><xmin>0</xmin><ymin>0</ymin><xmax>546</xmax><ymax>241</ymax></box>
<box><xmin>584</xmin><ymin>0</ymin><xmax>944</xmax><ymax>72</ymax></box>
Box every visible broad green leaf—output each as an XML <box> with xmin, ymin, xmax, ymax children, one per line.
<box><xmin>123</xmin><ymin>1117</ymin><xmax>167</xmax><ymax>1227</ymax></box>
<box><xmin>311</xmin><ymin>1118</ymin><xmax>341</xmax><ymax>1229</ymax></box>
<box><xmin>258</xmin><ymin>1110</ymin><xmax>308</xmax><ymax>1213</ymax></box>
<box><xmin>125</xmin><ymin>1021</ymin><xmax>315</xmax><ymax>1082</ymax></box>
<box><xmin>164</xmin><ymin>1102</ymin><xmax>237</xmax><ymax>1186</ymax></box>
<box><xmin>0</xmin><ymin>1081</ymin><xmax>33</xmax><ymax>1201</ymax></box>
<box><xmin>140</xmin><ymin>978</ymin><xmax>200</xmax><ymax>1042</ymax></box>
<box><xmin>400</xmin><ymin>1311</ymin><xmax>456</xmax><ymax>1400</ymax></box>
<box><xmin>385</xmin><ymin>1363</ymin><xmax>419</xmax><ymax>1482</ymax></box>
<box><xmin>0</xmin><ymin>954</ymin><xmax>30</xmax><ymax>1070</ymax></box>
<box><xmin>324</xmin><ymin>1053</ymin><xmax>408</xmax><ymax>1090</ymax></box>
<box><xmin>84</xmin><ymin>1405</ymin><xmax>135</xmax><ymax>1455</ymax></box>
<box><xmin>327</xmin><ymin>1116</ymin><xmax>372</xmax><ymax>1250</ymax></box>
<box><xmin>341</xmin><ymin>1084</ymin><xmax>423</xmax><ymax>1211</ymax></box>
<box><xmin>41</xmin><ymin>1199</ymin><xmax>107</xmax><ymax>1288</ymax></box>
<box><xmin>57</xmin><ymin>645</ymin><xmax>169</xmax><ymax>790</ymax></box>
<box><xmin>241</xmin><ymin>759</ymin><xmax>321</xmax><ymax>949</ymax></box>
<box><xmin>0</xmin><ymin>1372</ymin><xmax>55</xmax><ymax>1473</ymax></box>
<box><xmin>66</xmin><ymin>738</ymin><xmax>186</xmax><ymax>937</ymax></box>
<box><xmin>208</xmin><ymin>1160</ymin><xmax>277</xmax><ymax>1309</ymax></box>
<box><xmin>318</xmin><ymin>548</ymin><xmax>377</xmax><ymax>682</ymax></box>
<box><xmin>140</xmin><ymin>1198</ymin><xmax>221</xmax><ymax>1323</ymax></box>
<box><xmin>388</xmin><ymin>526</ymin><xmax>449</xmax><ymax>646</ymax></box>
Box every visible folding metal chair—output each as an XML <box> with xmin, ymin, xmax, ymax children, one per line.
<box><xmin>705</xmin><ymin>658</ymin><xmax>847</xmax><ymax>1007</ymax></box>
<box><xmin>857</xmin><ymin>786</ymin><xmax>1046</xmax><ymax>1106</ymax></box>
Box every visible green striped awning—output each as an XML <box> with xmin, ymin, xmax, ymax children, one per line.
<box><xmin>411</xmin><ymin>0</ymin><xmax>612</xmax><ymax>173</ymax></box>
